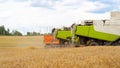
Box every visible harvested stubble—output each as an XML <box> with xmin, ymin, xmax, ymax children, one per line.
<box><xmin>0</xmin><ymin>46</ymin><xmax>120</xmax><ymax>68</ymax></box>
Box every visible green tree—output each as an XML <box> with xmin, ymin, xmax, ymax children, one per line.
<box><xmin>0</xmin><ymin>25</ymin><xmax>8</xmax><ymax>35</ymax></box>
<box><xmin>33</xmin><ymin>32</ymin><xmax>37</xmax><ymax>35</ymax></box>
<box><xmin>12</xmin><ymin>30</ymin><xmax>23</xmax><ymax>36</ymax></box>
<box><xmin>27</xmin><ymin>32</ymin><xmax>31</xmax><ymax>36</ymax></box>
<box><xmin>6</xmin><ymin>28</ymin><xmax>11</xmax><ymax>35</ymax></box>
<box><xmin>26</xmin><ymin>32</ymin><xmax>40</xmax><ymax>36</ymax></box>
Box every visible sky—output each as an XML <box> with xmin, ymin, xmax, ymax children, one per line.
<box><xmin>0</xmin><ymin>0</ymin><xmax>120</xmax><ymax>34</ymax></box>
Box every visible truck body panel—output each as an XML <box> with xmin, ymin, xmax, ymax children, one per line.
<box><xmin>76</xmin><ymin>26</ymin><xmax>119</xmax><ymax>41</ymax></box>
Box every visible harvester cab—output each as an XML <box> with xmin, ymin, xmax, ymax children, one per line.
<box><xmin>52</xmin><ymin>28</ymin><xmax>57</xmax><ymax>40</ymax></box>
<box><xmin>81</xmin><ymin>20</ymin><xmax>93</xmax><ymax>26</ymax></box>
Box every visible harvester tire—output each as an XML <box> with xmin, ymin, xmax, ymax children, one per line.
<box><xmin>89</xmin><ymin>41</ymin><xmax>98</xmax><ymax>46</ymax></box>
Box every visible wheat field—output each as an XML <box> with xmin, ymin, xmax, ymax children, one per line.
<box><xmin>0</xmin><ymin>36</ymin><xmax>120</xmax><ymax>68</ymax></box>
<box><xmin>0</xmin><ymin>36</ymin><xmax>44</xmax><ymax>47</ymax></box>
<box><xmin>0</xmin><ymin>46</ymin><xmax>120</xmax><ymax>68</ymax></box>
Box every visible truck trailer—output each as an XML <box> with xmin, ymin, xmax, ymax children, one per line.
<box><xmin>72</xmin><ymin>12</ymin><xmax>120</xmax><ymax>46</ymax></box>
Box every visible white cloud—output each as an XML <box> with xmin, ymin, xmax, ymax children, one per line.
<box><xmin>0</xmin><ymin>0</ymin><xmax>111</xmax><ymax>34</ymax></box>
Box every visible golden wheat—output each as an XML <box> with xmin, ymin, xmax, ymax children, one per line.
<box><xmin>0</xmin><ymin>36</ymin><xmax>44</xmax><ymax>47</ymax></box>
<box><xmin>0</xmin><ymin>46</ymin><xmax>120</xmax><ymax>68</ymax></box>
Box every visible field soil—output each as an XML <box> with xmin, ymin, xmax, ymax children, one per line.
<box><xmin>0</xmin><ymin>46</ymin><xmax>120</xmax><ymax>68</ymax></box>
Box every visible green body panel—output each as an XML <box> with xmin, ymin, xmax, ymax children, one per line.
<box><xmin>76</xmin><ymin>26</ymin><xmax>119</xmax><ymax>41</ymax></box>
<box><xmin>56</xmin><ymin>30</ymin><xmax>72</xmax><ymax>40</ymax></box>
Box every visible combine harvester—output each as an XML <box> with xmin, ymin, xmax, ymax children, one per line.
<box><xmin>44</xmin><ymin>12</ymin><xmax>120</xmax><ymax>47</ymax></box>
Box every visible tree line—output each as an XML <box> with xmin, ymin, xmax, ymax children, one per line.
<box><xmin>0</xmin><ymin>25</ymin><xmax>41</xmax><ymax>36</ymax></box>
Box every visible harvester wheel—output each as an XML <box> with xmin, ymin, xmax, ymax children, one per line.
<box><xmin>89</xmin><ymin>41</ymin><xmax>98</xmax><ymax>46</ymax></box>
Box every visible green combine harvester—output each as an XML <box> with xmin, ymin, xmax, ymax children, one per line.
<box><xmin>52</xmin><ymin>12</ymin><xmax>120</xmax><ymax>46</ymax></box>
